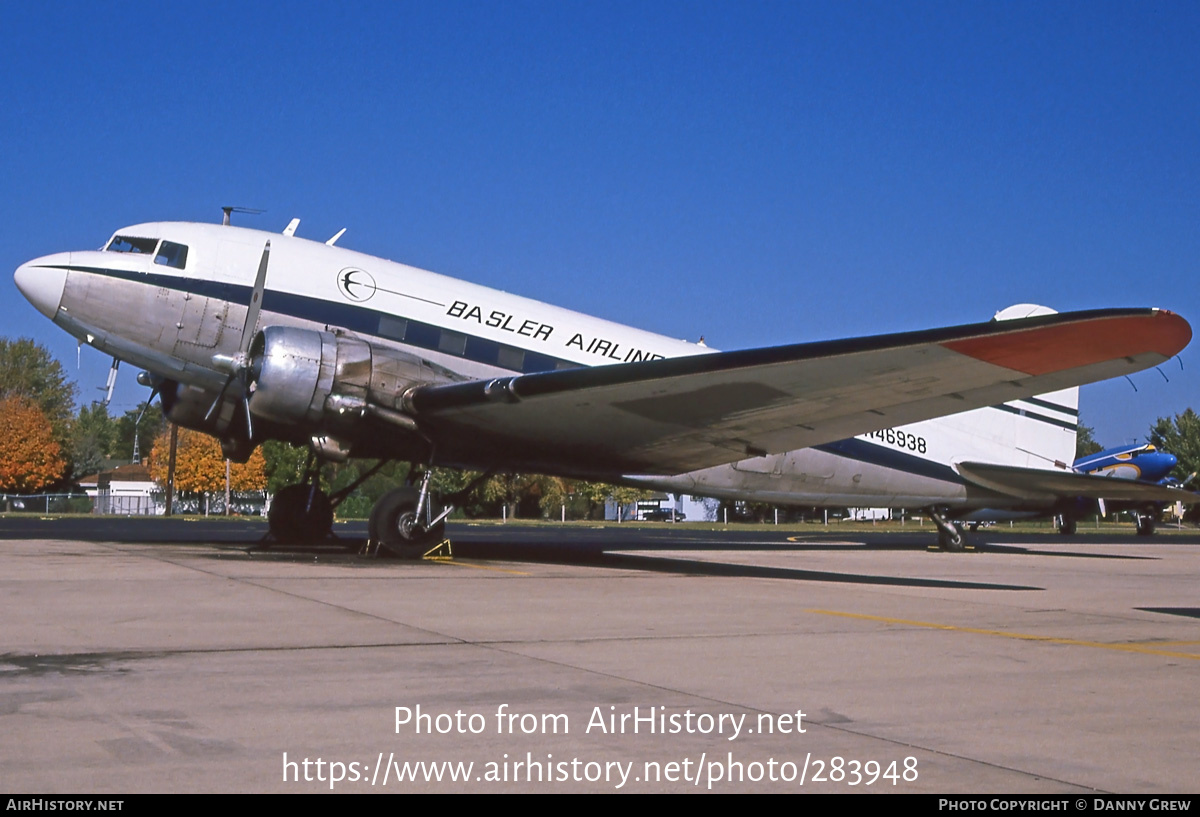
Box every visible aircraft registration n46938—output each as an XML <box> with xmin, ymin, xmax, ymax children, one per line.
<box><xmin>14</xmin><ymin>219</ymin><xmax>1194</xmax><ymax>553</ymax></box>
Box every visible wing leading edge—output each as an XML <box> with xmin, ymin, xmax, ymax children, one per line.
<box><xmin>407</xmin><ymin>308</ymin><xmax>1191</xmax><ymax>476</ymax></box>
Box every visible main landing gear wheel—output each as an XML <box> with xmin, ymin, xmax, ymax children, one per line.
<box><xmin>369</xmin><ymin>487</ymin><xmax>446</xmax><ymax>559</ymax></box>
<box><xmin>1136</xmin><ymin>511</ymin><xmax>1157</xmax><ymax>537</ymax></box>
<box><xmin>1056</xmin><ymin>514</ymin><xmax>1077</xmax><ymax>536</ymax></box>
<box><xmin>928</xmin><ymin>507</ymin><xmax>968</xmax><ymax>552</ymax></box>
<box><xmin>937</xmin><ymin>524</ymin><xmax>966</xmax><ymax>552</ymax></box>
<box><xmin>268</xmin><ymin>484</ymin><xmax>333</xmax><ymax>544</ymax></box>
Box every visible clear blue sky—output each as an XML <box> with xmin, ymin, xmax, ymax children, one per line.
<box><xmin>2</xmin><ymin>1</ymin><xmax>1197</xmax><ymax>448</ymax></box>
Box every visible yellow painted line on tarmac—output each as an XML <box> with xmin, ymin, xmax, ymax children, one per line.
<box><xmin>807</xmin><ymin>609</ymin><xmax>1200</xmax><ymax>661</ymax></box>
<box><xmin>785</xmin><ymin>536</ymin><xmax>863</xmax><ymax>544</ymax></box>
<box><xmin>432</xmin><ymin>559</ymin><xmax>531</xmax><ymax>576</ymax></box>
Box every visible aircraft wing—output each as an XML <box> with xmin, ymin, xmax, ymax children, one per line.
<box><xmin>407</xmin><ymin>308</ymin><xmax>1191</xmax><ymax>476</ymax></box>
<box><xmin>955</xmin><ymin>461</ymin><xmax>1197</xmax><ymax>503</ymax></box>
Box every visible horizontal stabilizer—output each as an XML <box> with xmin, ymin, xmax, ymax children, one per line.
<box><xmin>956</xmin><ymin>461</ymin><xmax>1199</xmax><ymax>503</ymax></box>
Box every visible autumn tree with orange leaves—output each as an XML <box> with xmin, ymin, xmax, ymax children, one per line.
<box><xmin>149</xmin><ymin>427</ymin><xmax>267</xmax><ymax>512</ymax></box>
<box><xmin>0</xmin><ymin>396</ymin><xmax>67</xmax><ymax>493</ymax></box>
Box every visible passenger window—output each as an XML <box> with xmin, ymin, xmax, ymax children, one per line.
<box><xmin>106</xmin><ymin>236</ymin><xmax>159</xmax><ymax>254</ymax></box>
<box><xmin>378</xmin><ymin>316</ymin><xmax>407</xmax><ymax>341</ymax></box>
<box><xmin>154</xmin><ymin>241</ymin><xmax>189</xmax><ymax>269</ymax></box>
<box><xmin>438</xmin><ymin>330</ymin><xmax>467</xmax><ymax>356</ymax></box>
<box><xmin>497</xmin><ymin>347</ymin><xmax>525</xmax><ymax>371</ymax></box>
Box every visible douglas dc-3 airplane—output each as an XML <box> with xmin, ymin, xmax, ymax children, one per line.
<box><xmin>13</xmin><ymin>216</ymin><xmax>1195</xmax><ymax>554</ymax></box>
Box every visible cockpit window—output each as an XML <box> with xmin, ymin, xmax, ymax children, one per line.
<box><xmin>106</xmin><ymin>235</ymin><xmax>159</xmax><ymax>254</ymax></box>
<box><xmin>154</xmin><ymin>241</ymin><xmax>188</xmax><ymax>269</ymax></box>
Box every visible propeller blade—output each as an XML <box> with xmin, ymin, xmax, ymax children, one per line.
<box><xmin>204</xmin><ymin>240</ymin><xmax>271</xmax><ymax>437</ymax></box>
<box><xmin>205</xmin><ymin>372</ymin><xmax>238</xmax><ymax>423</ymax></box>
<box><xmin>134</xmin><ymin>387</ymin><xmax>160</xmax><ymax>427</ymax></box>
<box><xmin>239</xmin><ymin>241</ymin><xmax>271</xmax><ymax>356</ymax></box>
<box><xmin>242</xmin><ymin>396</ymin><xmax>254</xmax><ymax>441</ymax></box>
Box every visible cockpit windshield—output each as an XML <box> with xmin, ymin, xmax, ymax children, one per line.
<box><xmin>103</xmin><ymin>235</ymin><xmax>189</xmax><ymax>269</ymax></box>
<box><xmin>154</xmin><ymin>241</ymin><xmax>188</xmax><ymax>269</ymax></box>
<box><xmin>105</xmin><ymin>235</ymin><xmax>158</xmax><ymax>254</ymax></box>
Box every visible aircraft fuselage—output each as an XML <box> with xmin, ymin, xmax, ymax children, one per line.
<box><xmin>15</xmin><ymin>221</ymin><xmax>1090</xmax><ymax>517</ymax></box>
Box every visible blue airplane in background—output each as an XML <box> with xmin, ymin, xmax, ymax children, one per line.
<box><xmin>961</xmin><ymin>442</ymin><xmax>1195</xmax><ymax>537</ymax></box>
<box><xmin>1074</xmin><ymin>443</ymin><xmax>1182</xmax><ymax>485</ymax></box>
<box><xmin>1066</xmin><ymin>443</ymin><xmax>1193</xmax><ymax>536</ymax></box>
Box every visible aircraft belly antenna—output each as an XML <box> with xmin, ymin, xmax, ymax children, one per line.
<box><xmin>283</xmin><ymin>218</ymin><xmax>300</xmax><ymax>237</ymax></box>
<box><xmin>326</xmin><ymin>228</ymin><xmax>347</xmax><ymax>246</ymax></box>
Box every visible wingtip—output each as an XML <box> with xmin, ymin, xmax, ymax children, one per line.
<box><xmin>943</xmin><ymin>309</ymin><xmax>1192</xmax><ymax>376</ymax></box>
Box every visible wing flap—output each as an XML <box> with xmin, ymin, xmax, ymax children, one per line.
<box><xmin>408</xmin><ymin>308</ymin><xmax>1191</xmax><ymax>476</ymax></box>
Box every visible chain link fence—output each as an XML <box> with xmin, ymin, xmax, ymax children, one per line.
<box><xmin>1</xmin><ymin>493</ymin><xmax>93</xmax><ymax>514</ymax></box>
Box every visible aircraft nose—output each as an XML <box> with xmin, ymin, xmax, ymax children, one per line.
<box><xmin>14</xmin><ymin>257</ymin><xmax>67</xmax><ymax>319</ymax></box>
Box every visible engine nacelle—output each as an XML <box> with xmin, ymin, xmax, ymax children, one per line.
<box><xmin>157</xmin><ymin>379</ymin><xmax>258</xmax><ymax>461</ymax></box>
<box><xmin>161</xmin><ymin>379</ymin><xmax>238</xmax><ymax>435</ymax></box>
<box><xmin>247</xmin><ymin>326</ymin><xmax>431</xmax><ymax>439</ymax></box>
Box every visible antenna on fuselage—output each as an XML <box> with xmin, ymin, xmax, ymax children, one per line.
<box><xmin>221</xmin><ymin>206</ymin><xmax>265</xmax><ymax>226</ymax></box>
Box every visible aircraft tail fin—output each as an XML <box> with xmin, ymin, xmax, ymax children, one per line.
<box><xmin>989</xmin><ymin>304</ymin><xmax>1079</xmax><ymax>470</ymax></box>
<box><xmin>910</xmin><ymin>305</ymin><xmax>1080</xmax><ymax>473</ymax></box>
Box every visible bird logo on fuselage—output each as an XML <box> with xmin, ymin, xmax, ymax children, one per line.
<box><xmin>337</xmin><ymin>267</ymin><xmax>377</xmax><ymax>302</ymax></box>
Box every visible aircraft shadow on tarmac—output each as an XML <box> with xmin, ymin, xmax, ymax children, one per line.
<box><xmin>238</xmin><ymin>526</ymin><xmax>1045</xmax><ymax>591</ymax></box>
<box><xmin>2</xmin><ymin>517</ymin><xmax>1175</xmax><ymax>592</ymax></box>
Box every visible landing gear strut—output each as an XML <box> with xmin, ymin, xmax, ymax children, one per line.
<box><xmin>368</xmin><ymin>468</ymin><xmax>451</xmax><ymax>558</ymax></box>
<box><xmin>366</xmin><ymin>468</ymin><xmax>493</xmax><ymax>559</ymax></box>
<box><xmin>368</xmin><ymin>485</ymin><xmax>447</xmax><ymax>559</ymax></box>
<box><xmin>1056</xmin><ymin>514</ymin><xmax>1077</xmax><ymax>536</ymax></box>
<box><xmin>928</xmin><ymin>507</ymin><xmax>967</xmax><ymax>552</ymax></box>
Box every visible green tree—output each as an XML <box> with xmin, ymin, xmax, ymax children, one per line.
<box><xmin>1075</xmin><ymin>422</ymin><xmax>1103</xmax><ymax>459</ymax></box>
<box><xmin>1148</xmin><ymin>409</ymin><xmax>1200</xmax><ymax>482</ymax></box>
<box><xmin>71</xmin><ymin>403</ymin><xmax>117</xmax><ymax>477</ymax></box>
<box><xmin>260</xmin><ymin>440</ymin><xmax>320</xmax><ymax>495</ymax></box>
<box><xmin>328</xmin><ymin>458</ymin><xmax>410</xmax><ymax>518</ymax></box>
<box><xmin>113</xmin><ymin>402</ymin><xmax>165</xmax><ymax>462</ymax></box>
<box><xmin>1148</xmin><ymin>409</ymin><xmax>1200</xmax><ymax>523</ymax></box>
<box><xmin>0</xmin><ymin>338</ymin><xmax>76</xmax><ymax>445</ymax></box>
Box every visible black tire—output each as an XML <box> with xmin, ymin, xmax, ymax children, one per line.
<box><xmin>1136</xmin><ymin>512</ymin><xmax>1157</xmax><ymax>537</ymax></box>
<box><xmin>1057</xmin><ymin>515</ymin><xmax>1077</xmax><ymax>536</ymax></box>
<box><xmin>369</xmin><ymin>487</ymin><xmax>446</xmax><ymax>559</ymax></box>
<box><xmin>268</xmin><ymin>484</ymin><xmax>333</xmax><ymax>544</ymax></box>
<box><xmin>938</xmin><ymin>524</ymin><xmax>966</xmax><ymax>552</ymax></box>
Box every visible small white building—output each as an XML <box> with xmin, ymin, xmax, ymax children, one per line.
<box><xmin>78</xmin><ymin>463</ymin><xmax>162</xmax><ymax>515</ymax></box>
<box><xmin>604</xmin><ymin>493</ymin><xmax>718</xmax><ymax>522</ymax></box>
